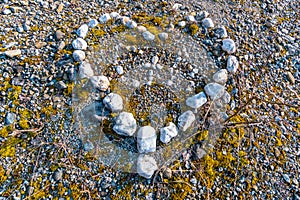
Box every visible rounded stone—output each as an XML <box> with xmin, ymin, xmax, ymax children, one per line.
<box><xmin>202</xmin><ymin>18</ymin><xmax>214</xmax><ymax>28</ymax></box>
<box><xmin>178</xmin><ymin>21</ymin><xmax>186</xmax><ymax>27</ymax></box>
<box><xmin>137</xmin><ymin>126</ymin><xmax>156</xmax><ymax>153</ymax></box>
<box><xmin>113</xmin><ymin>112</ymin><xmax>137</xmax><ymax>136</ymax></box>
<box><xmin>78</xmin><ymin>61</ymin><xmax>94</xmax><ymax>79</ymax></box>
<box><xmin>136</xmin><ymin>26</ymin><xmax>147</xmax><ymax>33</ymax></box>
<box><xmin>160</xmin><ymin>122</ymin><xmax>178</xmax><ymax>144</ymax></box>
<box><xmin>99</xmin><ymin>13</ymin><xmax>111</xmax><ymax>24</ymax></box>
<box><xmin>212</xmin><ymin>69</ymin><xmax>228</xmax><ymax>84</ymax></box>
<box><xmin>126</xmin><ymin>20</ymin><xmax>137</xmax><ymax>29</ymax></box>
<box><xmin>103</xmin><ymin>93</ymin><xmax>123</xmax><ymax>112</ymax></box>
<box><xmin>90</xmin><ymin>76</ymin><xmax>110</xmax><ymax>91</ymax></box>
<box><xmin>5</xmin><ymin>112</ymin><xmax>16</xmax><ymax>125</ymax></box>
<box><xmin>222</xmin><ymin>39</ymin><xmax>236</xmax><ymax>54</ymax></box>
<box><xmin>158</xmin><ymin>32</ymin><xmax>168</xmax><ymax>41</ymax></box>
<box><xmin>142</xmin><ymin>31</ymin><xmax>155</xmax><ymax>41</ymax></box>
<box><xmin>72</xmin><ymin>50</ymin><xmax>86</xmax><ymax>61</ymax></box>
<box><xmin>88</xmin><ymin>19</ymin><xmax>98</xmax><ymax>28</ymax></box>
<box><xmin>137</xmin><ymin>154</ymin><xmax>158</xmax><ymax>179</ymax></box>
<box><xmin>204</xmin><ymin>82</ymin><xmax>225</xmax><ymax>100</ymax></box>
<box><xmin>178</xmin><ymin>110</ymin><xmax>196</xmax><ymax>131</ymax></box>
<box><xmin>72</xmin><ymin>38</ymin><xmax>87</xmax><ymax>50</ymax></box>
<box><xmin>185</xmin><ymin>92</ymin><xmax>207</xmax><ymax>109</ymax></box>
<box><xmin>110</xmin><ymin>12</ymin><xmax>120</xmax><ymax>19</ymax></box>
<box><xmin>76</xmin><ymin>24</ymin><xmax>89</xmax><ymax>38</ymax></box>
<box><xmin>227</xmin><ymin>55</ymin><xmax>239</xmax><ymax>73</ymax></box>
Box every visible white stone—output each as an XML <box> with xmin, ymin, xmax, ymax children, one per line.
<box><xmin>115</xmin><ymin>66</ymin><xmax>124</xmax><ymax>75</ymax></box>
<box><xmin>113</xmin><ymin>112</ymin><xmax>137</xmax><ymax>136</ymax></box>
<box><xmin>160</xmin><ymin>122</ymin><xmax>178</xmax><ymax>144</ymax></box>
<box><xmin>202</xmin><ymin>18</ymin><xmax>214</xmax><ymax>28</ymax></box>
<box><xmin>214</xmin><ymin>26</ymin><xmax>227</xmax><ymax>38</ymax></box>
<box><xmin>72</xmin><ymin>38</ymin><xmax>87</xmax><ymax>50</ymax></box>
<box><xmin>137</xmin><ymin>154</ymin><xmax>158</xmax><ymax>179</ymax></box>
<box><xmin>142</xmin><ymin>31</ymin><xmax>155</xmax><ymax>41</ymax></box>
<box><xmin>99</xmin><ymin>13</ymin><xmax>111</xmax><ymax>24</ymax></box>
<box><xmin>186</xmin><ymin>15</ymin><xmax>196</xmax><ymax>22</ymax></box>
<box><xmin>222</xmin><ymin>39</ymin><xmax>236</xmax><ymax>54</ymax></box>
<box><xmin>2</xmin><ymin>9</ymin><xmax>11</xmax><ymax>15</ymax></box>
<box><xmin>221</xmin><ymin>91</ymin><xmax>231</xmax><ymax>104</ymax></box>
<box><xmin>178</xmin><ymin>21</ymin><xmax>186</xmax><ymax>27</ymax></box>
<box><xmin>213</xmin><ymin>69</ymin><xmax>228</xmax><ymax>84</ymax></box>
<box><xmin>204</xmin><ymin>82</ymin><xmax>225</xmax><ymax>99</ymax></box>
<box><xmin>72</xmin><ymin>50</ymin><xmax>85</xmax><ymax>61</ymax></box>
<box><xmin>172</xmin><ymin>3</ymin><xmax>182</xmax><ymax>10</ymax></box>
<box><xmin>90</xmin><ymin>76</ymin><xmax>110</xmax><ymax>91</ymax></box>
<box><xmin>4</xmin><ymin>49</ymin><xmax>21</xmax><ymax>58</ymax></box>
<box><xmin>88</xmin><ymin>19</ymin><xmax>98</xmax><ymax>28</ymax></box>
<box><xmin>137</xmin><ymin>126</ymin><xmax>156</xmax><ymax>153</ymax></box>
<box><xmin>76</xmin><ymin>24</ymin><xmax>89</xmax><ymax>38</ymax></box>
<box><xmin>79</xmin><ymin>61</ymin><xmax>94</xmax><ymax>79</ymax></box>
<box><xmin>103</xmin><ymin>93</ymin><xmax>123</xmax><ymax>112</ymax></box>
<box><xmin>151</xmin><ymin>56</ymin><xmax>159</xmax><ymax>65</ymax></box>
<box><xmin>110</xmin><ymin>12</ymin><xmax>120</xmax><ymax>19</ymax></box>
<box><xmin>186</xmin><ymin>92</ymin><xmax>207</xmax><ymax>109</ymax></box>
<box><xmin>136</xmin><ymin>26</ymin><xmax>147</xmax><ymax>33</ymax></box>
<box><xmin>126</xmin><ymin>20</ymin><xmax>137</xmax><ymax>29</ymax></box>
<box><xmin>227</xmin><ymin>55</ymin><xmax>239</xmax><ymax>73</ymax></box>
<box><xmin>178</xmin><ymin>111</ymin><xmax>195</xmax><ymax>131</ymax></box>
<box><xmin>158</xmin><ymin>32</ymin><xmax>168</xmax><ymax>41</ymax></box>
<box><xmin>120</xmin><ymin>16</ymin><xmax>130</xmax><ymax>25</ymax></box>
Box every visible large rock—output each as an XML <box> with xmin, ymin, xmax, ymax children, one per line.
<box><xmin>214</xmin><ymin>26</ymin><xmax>227</xmax><ymax>38</ymax></box>
<box><xmin>142</xmin><ymin>31</ymin><xmax>155</xmax><ymax>41</ymax></box>
<box><xmin>113</xmin><ymin>112</ymin><xmax>137</xmax><ymax>136</ymax></box>
<box><xmin>72</xmin><ymin>38</ymin><xmax>87</xmax><ymax>50</ymax></box>
<box><xmin>137</xmin><ymin>154</ymin><xmax>158</xmax><ymax>179</ymax></box>
<box><xmin>222</xmin><ymin>39</ymin><xmax>236</xmax><ymax>54</ymax></box>
<box><xmin>72</xmin><ymin>50</ymin><xmax>85</xmax><ymax>61</ymax></box>
<box><xmin>178</xmin><ymin>110</ymin><xmax>195</xmax><ymax>131</ymax></box>
<box><xmin>204</xmin><ymin>83</ymin><xmax>225</xmax><ymax>100</ymax></box>
<box><xmin>227</xmin><ymin>55</ymin><xmax>239</xmax><ymax>73</ymax></box>
<box><xmin>103</xmin><ymin>93</ymin><xmax>123</xmax><ymax>112</ymax></box>
<box><xmin>90</xmin><ymin>76</ymin><xmax>110</xmax><ymax>91</ymax></box>
<box><xmin>202</xmin><ymin>18</ymin><xmax>214</xmax><ymax>28</ymax></box>
<box><xmin>78</xmin><ymin>61</ymin><xmax>94</xmax><ymax>79</ymax></box>
<box><xmin>185</xmin><ymin>92</ymin><xmax>207</xmax><ymax>109</ymax></box>
<box><xmin>160</xmin><ymin>122</ymin><xmax>178</xmax><ymax>144</ymax></box>
<box><xmin>76</xmin><ymin>24</ymin><xmax>89</xmax><ymax>38</ymax></box>
<box><xmin>137</xmin><ymin>126</ymin><xmax>156</xmax><ymax>153</ymax></box>
<box><xmin>212</xmin><ymin>69</ymin><xmax>228</xmax><ymax>84</ymax></box>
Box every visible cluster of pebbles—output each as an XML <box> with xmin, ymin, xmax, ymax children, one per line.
<box><xmin>71</xmin><ymin>11</ymin><xmax>239</xmax><ymax>178</ymax></box>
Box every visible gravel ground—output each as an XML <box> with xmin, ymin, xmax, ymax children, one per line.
<box><xmin>0</xmin><ymin>0</ymin><xmax>299</xmax><ymax>199</ymax></box>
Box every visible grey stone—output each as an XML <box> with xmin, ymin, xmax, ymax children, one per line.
<box><xmin>55</xmin><ymin>30</ymin><xmax>65</xmax><ymax>40</ymax></box>
<box><xmin>137</xmin><ymin>154</ymin><xmax>158</xmax><ymax>179</ymax></box>
<box><xmin>76</xmin><ymin>24</ymin><xmax>89</xmax><ymax>38</ymax></box>
<box><xmin>142</xmin><ymin>31</ymin><xmax>155</xmax><ymax>41</ymax></box>
<box><xmin>178</xmin><ymin>111</ymin><xmax>195</xmax><ymax>131</ymax></box>
<box><xmin>186</xmin><ymin>92</ymin><xmax>207</xmax><ymax>109</ymax></box>
<box><xmin>110</xmin><ymin>12</ymin><xmax>120</xmax><ymax>19</ymax></box>
<box><xmin>83</xmin><ymin>141</ymin><xmax>94</xmax><ymax>151</ymax></box>
<box><xmin>282</xmin><ymin>174</ymin><xmax>290</xmax><ymax>183</ymax></box>
<box><xmin>286</xmin><ymin>72</ymin><xmax>295</xmax><ymax>84</ymax></box>
<box><xmin>115</xmin><ymin>66</ymin><xmax>124</xmax><ymax>75</ymax></box>
<box><xmin>88</xmin><ymin>19</ymin><xmax>98</xmax><ymax>28</ymax></box>
<box><xmin>4</xmin><ymin>49</ymin><xmax>21</xmax><ymax>58</ymax></box>
<box><xmin>137</xmin><ymin>126</ymin><xmax>156</xmax><ymax>153</ymax></box>
<box><xmin>126</xmin><ymin>20</ymin><xmax>137</xmax><ymax>29</ymax></box>
<box><xmin>214</xmin><ymin>26</ymin><xmax>228</xmax><ymax>38</ymax></box>
<box><xmin>186</xmin><ymin>15</ymin><xmax>196</xmax><ymax>22</ymax></box>
<box><xmin>204</xmin><ymin>83</ymin><xmax>225</xmax><ymax>99</ymax></box>
<box><xmin>227</xmin><ymin>55</ymin><xmax>239</xmax><ymax>73</ymax></box>
<box><xmin>222</xmin><ymin>39</ymin><xmax>236</xmax><ymax>54</ymax></box>
<box><xmin>5</xmin><ymin>112</ymin><xmax>16</xmax><ymax>125</ymax></box>
<box><xmin>178</xmin><ymin>21</ymin><xmax>186</xmax><ymax>27</ymax></box>
<box><xmin>55</xmin><ymin>81</ymin><xmax>67</xmax><ymax>89</ymax></box>
<box><xmin>72</xmin><ymin>50</ymin><xmax>85</xmax><ymax>61</ymax></box>
<box><xmin>160</xmin><ymin>122</ymin><xmax>178</xmax><ymax>144</ymax></box>
<box><xmin>221</xmin><ymin>91</ymin><xmax>231</xmax><ymax>104</ymax></box>
<box><xmin>99</xmin><ymin>13</ymin><xmax>111</xmax><ymax>24</ymax></box>
<box><xmin>103</xmin><ymin>93</ymin><xmax>123</xmax><ymax>112</ymax></box>
<box><xmin>202</xmin><ymin>18</ymin><xmax>214</xmax><ymax>28</ymax></box>
<box><xmin>158</xmin><ymin>32</ymin><xmax>168</xmax><ymax>41</ymax></box>
<box><xmin>113</xmin><ymin>112</ymin><xmax>137</xmax><ymax>136</ymax></box>
<box><xmin>136</xmin><ymin>26</ymin><xmax>147</xmax><ymax>33</ymax></box>
<box><xmin>53</xmin><ymin>169</ymin><xmax>63</xmax><ymax>181</ymax></box>
<box><xmin>72</xmin><ymin>38</ymin><xmax>87</xmax><ymax>50</ymax></box>
<box><xmin>213</xmin><ymin>69</ymin><xmax>228</xmax><ymax>84</ymax></box>
<box><xmin>90</xmin><ymin>76</ymin><xmax>110</xmax><ymax>91</ymax></box>
<box><xmin>79</xmin><ymin>61</ymin><xmax>94</xmax><ymax>79</ymax></box>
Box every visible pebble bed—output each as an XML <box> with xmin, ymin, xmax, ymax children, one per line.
<box><xmin>0</xmin><ymin>0</ymin><xmax>299</xmax><ymax>199</ymax></box>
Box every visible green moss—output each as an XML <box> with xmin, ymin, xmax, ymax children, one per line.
<box><xmin>0</xmin><ymin>165</ymin><xmax>7</xmax><ymax>184</ymax></box>
<box><xmin>110</xmin><ymin>25</ymin><xmax>126</xmax><ymax>34</ymax></box>
<box><xmin>0</xmin><ymin>124</ymin><xmax>13</xmax><ymax>138</ymax></box>
<box><xmin>188</xmin><ymin>23</ymin><xmax>199</xmax><ymax>35</ymax></box>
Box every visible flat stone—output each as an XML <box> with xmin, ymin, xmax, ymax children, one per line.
<box><xmin>55</xmin><ymin>81</ymin><xmax>67</xmax><ymax>89</ymax></box>
<box><xmin>204</xmin><ymin>82</ymin><xmax>225</xmax><ymax>99</ymax></box>
<box><xmin>88</xmin><ymin>19</ymin><xmax>98</xmax><ymax>28</ymax></box>
<box><xmin>113</xmin><ymin>112</ymin><xmax>137</xmax><ymax>136</ymax></box>
<box><xmin>178</xmin><ymin>110</ymin><xmax>195</xmax><ymax>131</ymax></box>
<box><xmin>99</xmin><ymin>13</ymin><xmax>111</xmax><ymax>24</ymax></box>
<box><xmin>160</xmin><ymin>122</ymin><xmax>178</xmax><ymax>144</ymax></box>
<box><xmin>90</xmin><ymin>76</ymin><xmax>110</xmax><ymax>91</ymax></box>
<box><xmin>72</xmin><ymin>50</ymin><xmax>85</xmax><ymax>61</ymax></box>
<box><xmin>137</xmin><ymin>126</ymin><xmax>156</xmax><ymax>153</ymax></box>
<box><xmin>186</xmin><ymin>92</ymin><xmax>207</xmax><ymax>109</ymax></box>
<box><xmin>72</xmin><ymin>38</ymin><xmax>87</xmax><ymax>50</ymax></box>
<box><xmin>202</xmin><ymin>18</ymin><xmax>214</xmax><ymax>28</ymax></box>
<box><xmin>158</xmin><ymin>32</ymin><xmax>168</xmax><ymax>41</ymax></box>
<box><xmin>5</xmin><ymin>112</ymin><xmax>16</xmax><ymax>125</ymax></box>
<box><xmin>79</xmin><ymin>61</ymin><xmax>94</xmax><ymax>79</ymax></box>
<box><xmin>213</xmin><ymin>69</ymin><xmax>228</xmax><ymax>84</ymax></box>
<box><xmin>126</xmin><ymin>20</ymin><xmax>137</xmax><ymax>29</ymax></box>
<box><xmin>77</xmin><ymin>24</ymin><xmax>89</xmax><ymax>38</ymax></box>
<box><xmin>103</xmin><ymin>93</ymin><xmax>123</xmax><ymax>112</ymax></box>
<box><xmin>4</xmin><ymin>49</ymin><xmax>21</xmax><ymax>58</ymax></box>
<box><xmin>222</xmin><ymin>39</ymin><xmax>236</xmax><ymax>54</ymax></box>
<box><xmin>137</xmin><ymin>154</ymin><xmax>158</xmax><ymax>179</ymax></box>
<box><xmin>227</xmin><ymin>55</ymin><xmax>239</xmax><ymax>73</ymax></box>
<box><xmin>142</xmin><ymin>31</ymin><xmax>155</xmax><ymax>41</ymax></box>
